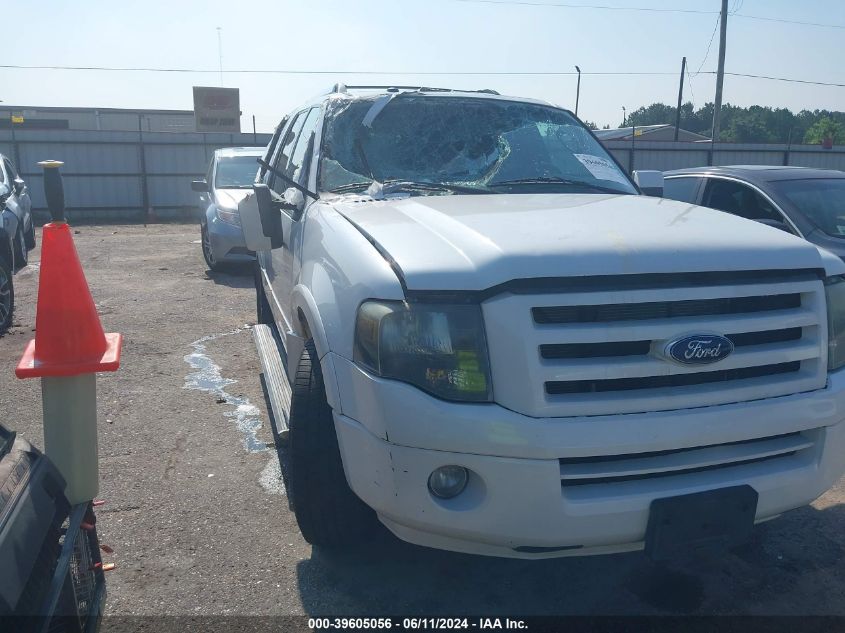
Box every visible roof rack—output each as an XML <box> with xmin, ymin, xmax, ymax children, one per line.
<box><xmin>330</xmin><ymin>84</ymin><xmax>500</xmax><ymax>96</ymax></box>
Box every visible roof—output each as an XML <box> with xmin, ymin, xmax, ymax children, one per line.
<box><xmin>306</xmin><ymin>85</ymin><xmax>554</xmax><ymax>110</ymax></box>
<box><xmin>214</xmin><ymin>146</ymin><xmax>264</xmax><ymax>157</ymax></box>
<box><xmin>594</xmin><ymin>124</ymin><xmax>710</xmax><ymax>141</ymax></box>
<box><xmin>0</xmin><ymin>104</ymin><xmax>194</xmax><ymax>116</ymax></box>
<box><xmin>664</xmin><ymin>165</ymin><xmax>845</xmax><ymax>182</ymax></box>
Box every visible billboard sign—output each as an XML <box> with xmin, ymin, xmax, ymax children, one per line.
<box><xmin>192</xmin><ymin>86</ymin><xmax>241</xmax><ymax>133</ymax></box>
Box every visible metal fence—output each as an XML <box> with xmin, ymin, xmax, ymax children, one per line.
<box><xmin>2</xmin><ymin>127</ymin><xmax>844</xmax><ymax>224</ymax></box>
<box><xmin>0</xmin><ymin>127</ymin><xmax>272</xmax><ymax>223</ymax></box>
<box><xmin>603</xmin><ymin>139</ymin><xmax>845</xmax><ymax>174</ymax></box>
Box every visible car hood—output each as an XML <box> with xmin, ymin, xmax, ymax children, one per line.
<box><xmin>330</xmin><ymin>193</ymin><xmax>829</xmax><ymax>291</ymax></box>
<box><xmin>215</xmin><ymin>188</ymin><xmax>251</xmax><ymax>210</ymax></box>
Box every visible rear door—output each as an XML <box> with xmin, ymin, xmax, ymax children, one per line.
<box><xmin>662</xmin><ymin>175</ymin><xmax>704</xmax><ymax>204</ymax></box>
<box><xmin>701</xmin><ymin>177</ymin><xmax>799</xmax><ymax>235</ymax></box>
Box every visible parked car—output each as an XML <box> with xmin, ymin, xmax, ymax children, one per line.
<box><xmin>663</xmin><ymin>166</ymin><xmax>845</xmax><ymax>259</ymax></box>
<box><xmin>0</xmin><ymin>225</ymin><xmax>12</xmax><ymax>334</ymax></box>
<box><xmin>240</xmin><ymin>85</ymin><xmax>845</xmax><ymax>560</ymax></box>
<box><xmin>0</xmin><ymin>153</ymin><xmax>34</xmax><ymax>269</ymax></box>
<box><xmin>192</xmin><ymin>147</ymin><xmax>264</xmax><ymax>271</ymax></box>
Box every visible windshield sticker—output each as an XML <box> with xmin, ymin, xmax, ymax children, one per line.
<box><xmin>574</xmin><ymin>154</ymin><xmax>629</xmax><ymax>184</ymax></box>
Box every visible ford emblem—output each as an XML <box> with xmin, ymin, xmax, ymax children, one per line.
<box><xmin>666</xmin><ymin>334</ymin><xmax>734</xmax><ymax>365</ymax></box>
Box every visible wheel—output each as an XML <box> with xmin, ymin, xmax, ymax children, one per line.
<box><xmin>0</xmin><ymin>256</ymin><xmax>13</xmax><ymax>335</ymax></box>
<box><xmin>200</xmin><ymin>222</ymin><xmax>223</xmax><ymax>272</ymax></box>
<box><xmin>288</xmin><ymin>340</ymin><xmax>377</xmax><ymax>546</ymax></box>
<box><xmin>25</xmin><ymin>221</ymin><xmax>35</xmax><ymax>250</ymax></box>
<box><xmin>254</xmin><ymin>261</ymin><xmax>273</xmax><ymax>325</ymax></box>
<box><xmin>13</xmin><ymin>226</ymin><xmax>27</xmax><ymax>270</ymax></box>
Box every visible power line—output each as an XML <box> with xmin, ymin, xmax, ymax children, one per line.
<box><xmin>452</xmin><ymin>0</ymin><xmax>716</xmax><ymax>14</ymax></box>
<box><xmin>726</xmin><ymin>72</ymin><xmax>845</xmax><ymax>88</ymax></box>
<box><xmin>3</xmin><ymin>63</ymin><xmax>845</xmax><ymax>89</ymax></box>
<box><xmin>734</xmin><ymin>12</ymin><xmax>845</xmax><ymax>29</ymax></box>
<box><xmin>693</xmin><ymin>15</ymin><xmax>722</xmax><ymax>77</ymax></box>
<box><xmin>450</xmin><ymin>0</ymin><xmax>845</xmax><ymax>29</ymax></box>
<box><xmin>0</xmin><ymin>64</ymin><xmax>678</xmax><ymax>76</ymax></box>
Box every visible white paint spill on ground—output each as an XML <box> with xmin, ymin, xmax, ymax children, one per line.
<box><xmin>183</xmin><ymin>326</ymin><xmax>286</xmax><ymax>495</ymax></box>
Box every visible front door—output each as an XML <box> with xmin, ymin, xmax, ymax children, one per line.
<box><xmin>265</xmin><ymin>107</ymin><xmax>321</xmax><ymax>339</ymax></box>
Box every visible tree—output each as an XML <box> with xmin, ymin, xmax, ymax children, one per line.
<box><xmin>582</xmin><ymin>120</ymin><xmax>599</xmax><ymax>130</ymax></box>
<box><xmin>804</xmin><ymin>117</ymin><xmax>845</xmax><ymax>145</ymax></box>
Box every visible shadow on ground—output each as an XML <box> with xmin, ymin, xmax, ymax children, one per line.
<box><xmin>205</xmin><ymin>263</ymin><xmax>254</xmax><ymax>289</ymax></box>
<box><xmin>292</xmin><ymin>502</ymin><xmax>845</xmax><ymax>616</ymax></box>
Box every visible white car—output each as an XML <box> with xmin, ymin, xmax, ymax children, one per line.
<box><xmin>240</xmin><ymin>85</ymin><xmax>845</xmax><ymax>560</ymax></box>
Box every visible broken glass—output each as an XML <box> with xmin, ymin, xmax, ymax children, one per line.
<box><xmin>318</xmin><ymin>96</ymin><xmax>636</xmax><ymax>197</ymax></box>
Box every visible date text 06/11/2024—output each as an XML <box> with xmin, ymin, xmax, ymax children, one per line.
<box><xmin>307</xmin><ymin>618</ymin><xmax>528</xmax><ymax>630</ymax></box>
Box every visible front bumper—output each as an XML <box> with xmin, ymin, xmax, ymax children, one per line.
<box><xmin>206</xmin><ymin>214</ymin><xmax>253</xmax><ymax>263</ymax></box>
<box><xmin>330</xmin><ymin>354</ymin><xmax>845</xmax><ymax>559</ymax></box>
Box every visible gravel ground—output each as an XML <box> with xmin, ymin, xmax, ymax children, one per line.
<box><xmin>2</xmin><ymin>223</ymin><xmax>845</xmax><ymax>617</ymax></box>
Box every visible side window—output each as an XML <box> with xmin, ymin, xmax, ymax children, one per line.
<box><xmin>259</xmin><ymin>117</ymin><xmax>287</xmax><ymax>182</ymax></box>
<box><xmin>286</xmin><ymin>108</ymin><xmax>321</xmax><ymax>186</ymax></box>
<box><xmin>663</xmin><ymin>177</ymin><xmax>701</xmax><ymax>203</ymax></box>
<box><xmin>205</xmin><ymin>156</ymin><xmax>215</xmax><ymax>186</ymax></box>
<box><xmin>702</xmin><ymin>179</ymin><xmax>783</xmax><ymax>223</ymax></box>
<box><xmin>269</xmin><ymin>112</ymin><xmax>306</xmax><ymax>195</ymax></box>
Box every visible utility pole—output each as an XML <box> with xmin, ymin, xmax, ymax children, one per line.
<box><xmin>674</xmin><ymin>56</ymin><xmax>686</xmax><ymax>142</ymax></box>
<box><xmin>216</xmin><ymin>27</ymin><xmax>223</xmax><ymax>86</ymax></box>
<box><xmin>711</xmin><ymin>0</ymin><xmax>728</xmax><ymax>141</ymax></box>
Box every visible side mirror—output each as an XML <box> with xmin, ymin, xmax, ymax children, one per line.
<box><xmin>283</xmin><ymin>187</ymin><xmax>306</xmax><ymax>220</ymax></box>
<box><xmin>253</xmin><ymin>184</ymin><xmax>285</xmax><ymax>249</ymax></box>
<box><xmin>13</xmin><ymin>178</ymin><xmax>25</xmax><ymax>195</ymax></box>
<box><xmin>632</xmin><ymin>170</ymin><xmax>664</xmax><ymax>197</ymax></box>
<box><xmin>191</xmin><ymin>179</ymin><xmax>209</xmax><ymax>193</ymax></box>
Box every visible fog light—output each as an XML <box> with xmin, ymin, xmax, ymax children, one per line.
<box><xmin>428</xmin><ymin>466</ymin><xmax>469</xmax><ymax>499</ymax></box>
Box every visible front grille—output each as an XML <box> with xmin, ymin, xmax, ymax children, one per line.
<box><xmin>482</xmin><ymin>274</ymin><xmax>827</xmax><ymax>417</ymax></box>
<box><xmin>533</xmin><ymin>293</ymin><xmax>800</xmax><ymax>324</ymax></box>
<box><xmin>559</xmin><ymin>431</ymin><xmax>816</xmax><ymax>487</ymax></box>
<box><xmin>546</xmin><ymin>361</ymin><xmax>801</xmax><ymax>395</ymax></box>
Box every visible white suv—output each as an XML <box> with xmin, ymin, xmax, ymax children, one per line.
<box><xmin>240</xmin><ymin>85</ymin><xmax>845</xmax><ymax>560</ymax></box>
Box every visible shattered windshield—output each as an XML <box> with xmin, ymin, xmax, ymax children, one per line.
<box><xmin>318</xmin><ymin>95</ymin><xmax>636</xmax><ymax>196</ymax></box>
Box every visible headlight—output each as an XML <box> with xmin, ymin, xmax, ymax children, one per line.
<box><xmin>825</xmin><ymin>276</ymin><xmax>845</xmax><ymax>371</ymax></box>
<box><xmin>354</xmin><ymin>301</ymin><xmax>492</xmax><ymax>402</ymax></box>
<box><xmin>215</xmin><ymin>207</ymin><xmax>241</xmax><ymax>226</ymax></box>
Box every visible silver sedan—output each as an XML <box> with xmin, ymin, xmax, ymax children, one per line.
<box><xmin>193</xmin><ymin>147</ymin><xmax>264</xmax><ymax>271</ymax></box>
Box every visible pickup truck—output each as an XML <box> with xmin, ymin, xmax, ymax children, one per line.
<box><xmin>239</xmin><ymin>85</ymin><xmax>845</xmax><ymax>560</ymax></box>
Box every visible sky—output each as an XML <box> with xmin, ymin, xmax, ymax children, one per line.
<box><xmin>3</xmin><ymin>0</ymin><xmax>845</xmax><ymax>132</ymax></box>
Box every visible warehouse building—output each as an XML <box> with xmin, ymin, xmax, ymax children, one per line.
<box><xmin>0</xmin><ymin>105</ymin><xmax>196</xmax><ymax>132</ymax></box>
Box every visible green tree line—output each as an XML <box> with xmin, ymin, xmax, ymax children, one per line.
<box><xmin>622</xmin><ymin>102</ymin><xmax>845</xmax><ymax>144</ymax></box>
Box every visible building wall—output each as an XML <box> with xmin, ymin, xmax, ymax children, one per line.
<box><xmin>0</xmin><ymin>107</ymin><xmax>197</xmax><ymax>132</ymax></box>
<box><xmin>0</xmin><ymin>128</ymin><xmax>271</xmax><ymax>222</ymax></box>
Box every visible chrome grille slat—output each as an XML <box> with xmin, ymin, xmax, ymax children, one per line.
<box><xmin>482</xmin><ymin>277</ymin><xmax>827</xmax><ymax>417</ymax></box>
<box><xmin>559</xmin><ymin>432</ymin><xmax>815</xmax><ymax>486</ymax></box>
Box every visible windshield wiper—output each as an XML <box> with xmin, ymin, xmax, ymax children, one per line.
<box><xmin>330</xmin><ymin>179</ymin><xmax>491</xmax><ymax>196</ymax></box>
<box><xmin>488</xmin><ymin>177</ymin><xmax>630</xmax><ymax>195</ymax></box>
<box><xmin>379</xmin><ymin>180</ymin><xmax>491</xmax><ymax>195</ymax></box>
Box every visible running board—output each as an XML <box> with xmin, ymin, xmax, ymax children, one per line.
<box><xmin>252</xmin><ymin>324</ymin><xmax>291</xmax><ymax>442</ymax></box>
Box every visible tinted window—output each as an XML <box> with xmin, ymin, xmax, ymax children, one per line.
<box><xmin>286</xmin><ymin>108</ymin><xmax>320</xmax><ymax>185</ymax></box>
<box><xmin>319</xmin><ymin>96</ymin><xmax>636</xmax><ymax>196</ymax></box>
<box><xmin>702</xmin><ymin>179</ymin><xmax>783</xmax><ymax>223</ymax></box>
<box><xmin>270</xmin><ymin>112</ymin><xmax>306</xmax><ymax>195</ymax></box>
<box><xmin>214</xmin><ymin>155</ymin><xmax>260</xmax><ymax>188</ymax></box>
<box><xmin>663</xmin><ymin>176</ymin><xmax>701</xmax><ymax>203</ymax></box>
<box><xmin>771</xmin><ymin>178</ymin><xmax>845</xmax><ymax>237</ymax></box>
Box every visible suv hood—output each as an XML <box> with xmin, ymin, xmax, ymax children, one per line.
<box><xmin>331</xmin><ymin>193</ymin><xmax>826</xmax><ymax>291</ymax></box>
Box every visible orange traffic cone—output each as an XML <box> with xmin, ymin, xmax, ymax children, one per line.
<box><xmin>15</xmin><ymin>160</ymin><xmax>122</xmax><ymax>505</ymax></box>
<box><xmin>16</xmin><ymin>222</ymin><xmax>121</xmax><ymax>377</ymax></box>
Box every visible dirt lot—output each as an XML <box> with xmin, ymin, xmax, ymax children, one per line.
<box><xmin>2</xmin><ymin>223</ymin><xmax>845</xmax><ymax>616</ymax></box>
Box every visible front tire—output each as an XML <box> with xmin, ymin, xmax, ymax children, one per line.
<box><xmin>24</xmin><ymin>221</ymin><xmax>35</xmax><ymax>250</ymax></box>
<box><xmin>288</xmin><ymin>340</ymin><xmax>377</xmax><ymax>547</ymax></box>
<box><xmin>200</xmin><ymin>222</ymin><xmax>223</xmax><ymax>272</ymax></box>
<box><xmin>13</xmin><ymin>227</ymin><xmax>27</xmax><ymax>270</ymax></box>
<box><xmin>0</xmin><ymin>256</ymin><xmax>13</xmax><ymax>335</ymax></box>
